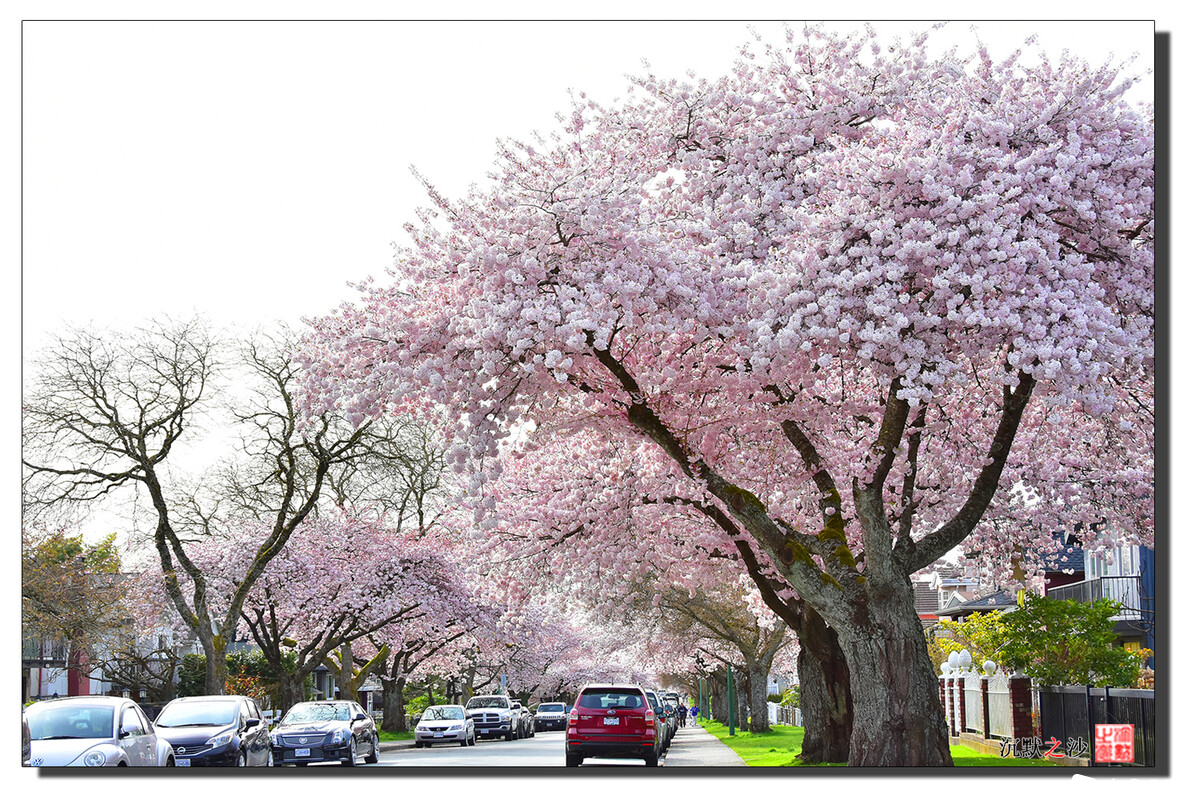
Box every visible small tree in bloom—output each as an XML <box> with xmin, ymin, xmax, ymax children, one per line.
<box><xmin>301</xmin><ymin>26</ymin><xmax>1153</xmax><ymax>765</ymax></box>
<box><xmin>174</xmin><ymin>513</ymin><xmax>462</xmax><ymax>712</ymax></box>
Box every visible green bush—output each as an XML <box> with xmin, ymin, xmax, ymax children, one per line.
<box><xmin>406</xmin><ymin>691</ymin><xmax>448</xmax><ymax>719</ymax></box>
<box><xmin>177</xmin><ymin>654</ymin><xmax>206</xmax><ymax>697</ymax></box>
<box><xmin>999</xmin><ymin>594</ymin><xmax>1141</xmax><ymax>687</ymax></box>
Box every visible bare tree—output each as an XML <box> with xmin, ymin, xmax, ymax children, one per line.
<box><xmin>23</xmin><ymin>319</ymin><xmax>395</xmax><ymax>694</ymax></box>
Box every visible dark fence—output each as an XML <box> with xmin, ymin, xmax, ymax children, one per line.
<box><xmin>1038</xmin><ymin>685</ymin><xmax>1154</xmax><ymax>766</ymax></box>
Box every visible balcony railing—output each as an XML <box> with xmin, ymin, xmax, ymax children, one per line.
<box><xmin>22</xmin><ymin>637</ymin><xmax>69</xmax><ymax>664</ymax></box>
<box><xmin>1047</xmin><ymin>576</ymin><xmax>1150</xmax><ymax>620</ymax></box>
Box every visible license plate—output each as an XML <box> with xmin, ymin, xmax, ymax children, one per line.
<box><xmin>481</xmin><ymin>729</ymin><xmax>490</xmax><ymax>734</ymax></box>
<box><xmin>603</xmin><ymin>717</ymin><xmax>620</xmax><ymax>726</ymax></box>
<box><xmin>294</xmin><ymin>748</ymin><xmax>310</xmax><ymax>757</ymax></box>
<box><xmin>177</xmin><ymin>758</ymin><xmax>191</xmax><ymax>767</ymax></box>
<box><xmin>434</xmin><ymin>733</ymin><xmax>444</xmax><ymax>737</ymax></box>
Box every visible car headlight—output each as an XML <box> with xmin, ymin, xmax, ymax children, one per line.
<box><xmin>415</xmin><ymin>724</ymin><xmax>428</xmax><ymax>731</ymax></box>
<box><xmin>269</xmin><ymin>732</ymin><xmax>279</xmax><ymax>745</ymax></box>
<box><xmin>329</xmin><ymin>729</ymin><xmax>349</xmax><ymax>745</ymax></box>
<box><xmin>205</xmin><ymin>730</ymin><xmax>236</xmax><ymax>749</ymax></box>
<box><xmin>498</xmin><ymin>711</ymin><xmax>510</xmax><ymax>719</ymax></box>
<box><xmin>83</xmin><ymin>750</ymin><xmax>106</xmax><ymax>767</ymax></box>
<box><xmin>447</xmin><ymin>722</ymin><xmax>463</xmax><ymax>730</ymax></box>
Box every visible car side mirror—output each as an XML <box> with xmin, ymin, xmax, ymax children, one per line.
<box><xmin>354</xmin><ymin>712</ymin><xmax>368</xmax><ymax>721</ymax></box>
<box><xmin>244</xmin><ymin>718</ymin><xmax>261</xmax><ymax>729</ymax></box>
<box><xmin>119</xmin><ymin>722</ymin><xmax>140</xmax><ymax>738</ymax></box>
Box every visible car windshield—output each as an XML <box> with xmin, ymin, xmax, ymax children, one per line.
<box><xmin>465</xmin><ymin>697</ymin><xmax>508</xmax><ymax>709</ymax></box>
<box><xmin>281</xmin><ymin>703</ymin><xmax>351</xmax><ymax>723</ymax></box>
<box><xmin>578</xmin><ymin>690</ymin><xmax>645</xmax><ymax>710</ymax></box>
<box><xmin>421</xmin><ymin>707</ymin><xmax>465</xmax><ymax>721</ymax></box>
<box><xmin>155</xmin><ymin>700</ymin><xmax>238</xmax><ymax>727</ymax></box>
<box><xmin>26</xmin><ymin>704</ymin><xmax>114</xmax><ymax>740</ymax></box>
<box><xmin>538</xmin><ymin>704</ymin><xmax>565</xmax><ymax>713</ymax></box>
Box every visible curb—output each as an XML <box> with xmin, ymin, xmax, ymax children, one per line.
<box><xmin>379</xmin><ymin>739</ymin><xmax>416</xmax><ymax>752</ymax></box>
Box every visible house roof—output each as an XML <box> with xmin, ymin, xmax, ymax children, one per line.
<box><xmin>940</xmin><ymin>590</ymin><xmax>1016</xmax><ymax>616</ymax></box>
<box><xmin>1034</xmin><ymin>531</ymin><xmax>1086</xmax><ymax>574</ymax></box>
<box><xmin>912</xmin><ymin>581</ymin><xmax>940</xmax><ymax>615</ymax></box>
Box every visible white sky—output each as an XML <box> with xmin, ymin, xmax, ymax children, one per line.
<box><xmin>5</xmin><ymin>4</ymin><xmax>1189</xmax><ymax>792</ymax></box>
<box><xmin>20</xmin><ymin>19</ymin><xmax>1155</xmax><ymax>353</ymax></box>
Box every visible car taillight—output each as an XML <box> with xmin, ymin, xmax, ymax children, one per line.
<box><xmin>644</xmin><ymin>709</ymin><xmax>655</xmax><ymax>727</ymax></box>
<box><xmin>569</xmin><ymin>708</ymin><xmax>579</xmax><ymax>723</ymax></box>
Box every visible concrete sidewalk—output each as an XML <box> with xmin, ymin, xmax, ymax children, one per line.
<box><xmin>663</xmin><ymin>724</ymin><xmax>746</xmax><ymax>767</ymax></box>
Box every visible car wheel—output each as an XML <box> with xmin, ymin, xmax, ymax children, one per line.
<box><xmin>459</xmin><ymin>737</ymin><xmax>468</xmax><ymax>747</ymax></box>
<box><xmin>343</xmin><ymin>738</ymin><xmax>359</xmax><ymax>767</ymax></box>
<box><xmin>645</xmin><ymin>753</ymin><xmax>659</xmax><ymax>767</ymax></box>
<box><xmin>365</xmin><ymin>736</ymin><xmax>379</xmax><ymax>764</ymax></box>
<box><xmin>505</xmin><ymin>731</ymin><xmax>515</xmax><ymax>741</ymax></box>
<box><xmin>165</xmin><ymin>756</ymin><xmax>175</xmax><ymax>767</ymax></box>
<box><xmin>469</xmin><ymin>733</ymin><xmax>476</xmax><ymax>746</ymax></box>
<box><xmin>237</xmin><ymin>750</ymin><xmax>246</xmax><ymax>767</ymax></box>
<box><xmin>566</xmin><ymin>753</ymin><xmax>583</xmax><ymax>767</ymax></box>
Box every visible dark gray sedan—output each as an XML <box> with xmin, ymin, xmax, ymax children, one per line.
<box><xmin>269</xmin><ymin>701</ymin><xmax>379</xmax><ymax>766</ymax></box>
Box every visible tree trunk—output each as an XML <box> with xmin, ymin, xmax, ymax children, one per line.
<box><xmin>201</xmin><ymin>634</ymin><xmax>228</xmax><ymax>695</ymax></box>
<box><xmin>710</xmin><ymin>678</ymin><xmax>728</xmax><ymax>724</ymax></box>
<box><xmin>463</xmin><ymin>667</ymin><xmax>476</xmax><ymax>703</ymax></box>
<box><xmin>279</xmin><ymin>673</ymin><xmax>305</xmax><ymax>714</ymax></box>
<box><xmin>745</xmin><ymin>665</ymin><xmax>771</xmax><ymax>733</ymax></box>
<box><xmin>838</xmin><ymin>589</ymin><xmax>952</xmax><ymax>767</ymax></box>
<box><xmin>382</xmin><ymin>676</ymin><xmax>408</xmax><ymax>732</ymax></box>
<box><xmin>796</xmin><ymin>607</ymin><xmax>853</xmax><ymax>763</ymax></box>
<box><xmin>736</xmin><ymin>677</ymin><xmax>749</xmax><ymax>730</ymax></box>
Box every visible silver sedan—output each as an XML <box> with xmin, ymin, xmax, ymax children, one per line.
<box><xmin>413</xmin><ymin>705</ymin><xmax>476</xmax><ymax>747</ymax></box>
<box><xmin>26</xmin><ymin>695</ymin><xmax>176</xmax><ymax>766</ymax></box>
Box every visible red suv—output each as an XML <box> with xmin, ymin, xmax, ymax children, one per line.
<box><xmin>565</xmin><ymin>684</ymin><xmax>660</xmax><ymax>767</ymax></box>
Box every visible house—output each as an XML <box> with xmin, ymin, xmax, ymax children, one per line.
<box><xmin>911</xmin><ymin>560</ymin><xmax>984</xmax><ymax>629</ymax></box>
<box><xmin>1044</xmin><ymin>540</ymin><xmax>1154</xmax><ymax>668</ymax></box>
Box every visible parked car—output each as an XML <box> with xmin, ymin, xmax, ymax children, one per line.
<box><xmin>465</xmin><ymin>694</ymin><xmax>518</xmax><ymax>741</ymax></box>
<box><xmin>21</xmin><ymin>713</ymin><xmax>30</xmax><ymax>767</ymax></box>
<box><xmin>565</xmin><ymin>684</ymin><xmax>661</xmax><ymax>767</ymax></box>
<box><xmin>269</xmin><ymin>700</ymin><xmax>379</xmax><ymax>767</ymax></box>
<box><xmin>533</xmin><ymin>702</ymin><xmax>568</xmax><ymax>732</ymax></box>
<box><xmin>25</xmin><ymin>695</ymin><xmax>176</xmax><ymax>766</ymax></box>
<box><xmin>154</xmin><ymin>694</ymin><xmax>271</xmax><ymax>767</ymax></box>
<box><xmin>644</xmin><ymin>690</ymin><xmax>672</xmax><ymax>749</ymax></box>
<box><xmin>414</xmin><ymin>705</ymin><xmax>476</xmax><ymax>748</ymax></box>
<box><xmin>512</xmin><ymin>700</ymin><xmax>535</xmax><ymax>738</ymax></box>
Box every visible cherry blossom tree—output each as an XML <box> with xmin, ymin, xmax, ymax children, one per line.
<box><xmin>301</xmin><ymin>26</ymin><xmax>1153</xmax><ymax>765</ymax></box>
<box><xmin>168</xmin><ymin>513</ymin><xmax>462</xmax><ymax>711</ymax></box>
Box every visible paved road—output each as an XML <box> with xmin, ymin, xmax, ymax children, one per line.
<box><xmin>371</xmin><ymin>726</ymin><xmax>743</xmax><ymax>768</ymax></box>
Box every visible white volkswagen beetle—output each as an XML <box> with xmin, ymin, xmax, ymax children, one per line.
<box><xmin>26</xmin><ymin>696</ymin><xmax>176</xmax><ymax>767</ymax></box>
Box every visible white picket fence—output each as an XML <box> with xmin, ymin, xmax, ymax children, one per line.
<box><xmin>768</xmin><ymin>701</ymin><xmax>802</xmax><ymax>727</ymax></box>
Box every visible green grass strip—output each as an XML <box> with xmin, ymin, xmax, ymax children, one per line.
<box><xmin>698</xmin><ymin>719</ymin><xmax>1057</xmax><ymax>767</ymax></box>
